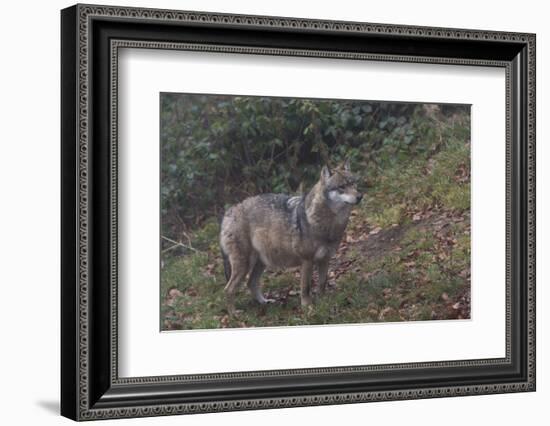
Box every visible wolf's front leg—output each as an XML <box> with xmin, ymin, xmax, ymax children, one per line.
<box><xmin>247</xmin><ymin>261</ymin><xmax>275</xmax><ymax>304</ymax></box>
<box><xmin>317</xmin><ymin>260</ymin><xmax>330</xmax><ymax>295</ymax></box>
<box><xmin>300</xmin><ymin>261</ymin><xmax>313</xmax><ymax>307</ymax></box>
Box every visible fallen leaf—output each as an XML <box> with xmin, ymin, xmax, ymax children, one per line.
<box><xmin>168</xmin><ymin>288</ymin><xmax>183</xmax><ymax>299</ymax></box>
<box><xmin>378</xmin><ymin>307</ymin><xmax>395</xmax><ymax>320</ymax></box>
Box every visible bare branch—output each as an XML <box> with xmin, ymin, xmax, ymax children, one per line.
<box><xmin>161</xmin><ymin>235</ymin><xmax>201</xmax><ymax>254</ymax></box>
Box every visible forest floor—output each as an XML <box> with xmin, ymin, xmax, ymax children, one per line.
<box><xmin>160</xmin><ymin>129</ymin><xmax>471</xmax><ymax>330</ymax></box>
<box><xmin>160</xmin><ymin>209</ymin><xmax>471</xmax><ymax>330</ymax></box>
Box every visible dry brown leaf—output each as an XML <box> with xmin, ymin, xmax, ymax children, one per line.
<box><xmin>168</xmin><ymin>288</ymin><xmax>183</xmax><ymax>299</ymax></box>
<box><xmin>369</xmin><ymin>226</ymin><xmax>382</xmax><ymax>235</ymax></box>
<box><xmin>378</xmin><ymin>307</ymin><xmax>395</xmax><ymax>320</ymax></box>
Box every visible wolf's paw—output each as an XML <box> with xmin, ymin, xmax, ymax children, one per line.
<box><xmin>256</xmin><ymin>294</ymin><xmax>276</xmax><ymax>304</ymax></box>
<box><xmin>301</xmin><ymin>304</ymin><xmax>314</xmax><ymax>316</ymax></box>
<box><xmin>301</xmin><ymin>296</ymin><xmax>313</xmax><ymax>307</ymax></box>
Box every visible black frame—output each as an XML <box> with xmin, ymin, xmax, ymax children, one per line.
<box><xmin>61</xmin><ymin>4</ymin><xmax>536</xmax><ymax>421</ymax></box>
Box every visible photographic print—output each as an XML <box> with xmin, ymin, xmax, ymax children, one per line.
<box><xmin>160</xmin><ymin>93</ymin><xmax>471</xmax><ymax>330</ymax></box>
<box><xmin>61</xmin><ymin>6</ymin><xmax>535</xmax><ymax>418</ymax></box>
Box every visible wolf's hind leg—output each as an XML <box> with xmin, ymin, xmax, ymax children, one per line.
<box><xmin>224</xmin><ymin>258</ymin><xmax>247</xmax><ymax>316</ymax></box>
<box><xmin>300</xmin><ymin>261</ymin><xmax>313</xmax><ymax>307</ymax></box>
<box><xmin>317</xmin><ymin>260</ymin><xmax>330</xmax><ymax>295</ymax></box>
<box><xmin>247</xmin><ymin>260</ymin><xmax>274</xmax><ymax>304</ymax></box>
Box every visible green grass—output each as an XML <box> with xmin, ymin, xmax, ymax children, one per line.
<box><xmin>360</xmin><ymin>113</ymin><xmax>471</xmax><ymax>229</ymax></box>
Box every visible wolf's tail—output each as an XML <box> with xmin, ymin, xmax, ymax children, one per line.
<box><xmin>221</xmin><ymin>246</ymin><xmax>231</xmax><ymax>283</ymax></box>
<box><xmin>219</xmin><ymin>213</ymin><xmax>231</xmax><ymax>283</ymax></box>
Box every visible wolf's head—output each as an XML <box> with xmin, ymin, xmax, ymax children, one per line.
<box><xmin>319</xmin><ymin>160</ymin><xmax>363</xmax><ymax>209</ymax></box>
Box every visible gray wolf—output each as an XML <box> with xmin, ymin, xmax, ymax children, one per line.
<box><xmin>220</xmin><ymin>160</ymin><xmax>362</xmax><ymax>315</ymax></box>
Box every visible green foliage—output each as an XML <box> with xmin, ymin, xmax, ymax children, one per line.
<box><xmin>192</xmin><ymin>219</ymin><xmax>220</xmax><ymax>252</ymax></box>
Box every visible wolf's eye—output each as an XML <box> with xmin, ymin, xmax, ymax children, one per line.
<box><xmin>337</xmin><ymin>187</ymin><xmax>345</xmax><ymax>193</ymax></box>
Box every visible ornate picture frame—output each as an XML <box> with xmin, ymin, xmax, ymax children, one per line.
<box><xmin>61</xmin><ymin>3</ymin><xmax>535</xmax><ymax>421</ymax></box>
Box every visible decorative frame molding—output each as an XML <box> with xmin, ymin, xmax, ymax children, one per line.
<box><xmin>61</xmin><ymin>3</ymin><xmax>535</xmax><ymax>421</ymax></box>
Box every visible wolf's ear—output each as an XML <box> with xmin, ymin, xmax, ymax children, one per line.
<box><xmin>321</xmin><ymin>165</ymin><xmax>332</xmax><ymax>183</ymax></box>
<box><xmin>343</xmin><ymin>157</ymin><xmax>351</xmax><ymax>172</ymax></box>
